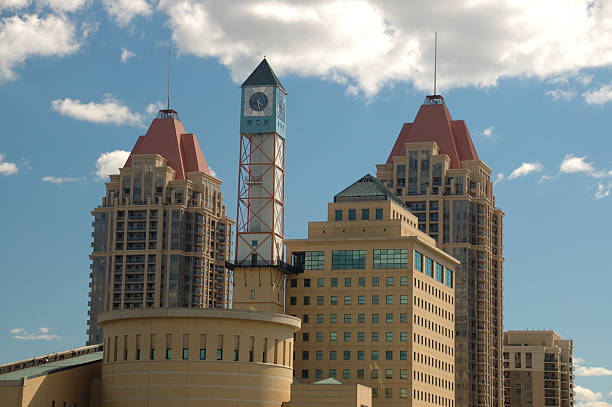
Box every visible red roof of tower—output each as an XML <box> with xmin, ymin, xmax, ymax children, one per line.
<box><xmin>124</xmin><ymin>110</ymin><xmax>211</xmax><ymax>179</ymax></box>
<box><xmin>386</xmin><ymin>96</ymin><xmax>478</xmax><ymax>169</ymax></box>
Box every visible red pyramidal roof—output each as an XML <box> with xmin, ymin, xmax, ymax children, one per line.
<box><xmin>386</xmin><ymin>96</ymin><xmax>478</xmax><ymax>169</ymax></box>
<box><xmin>124</xmin><ymin>110</ymin><xmax>211</xmax><ymax>179</ymax></box>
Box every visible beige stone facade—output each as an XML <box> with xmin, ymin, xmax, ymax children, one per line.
<box><xmin>88</xmin><ymin>152</ymin><xmax>234</xmax><ymax>345</ymax></box>
<box><xmin>377</xmin><ymin>136</ymin><xmax>504</xmax><ymax>407</ymax></box>
<box><xmin>503</xmin><ymin>331</ymin><xmax>574</xmax><ymax>407</ymax></box>
<box><xmin>288</xmin><ymin>379</ymin><xmax>372</xmax><ymax>407</ymax></box>
<box><xmin>285</xmin><ymin>175</ymin><xmax>458</xmax><ymax>406</ymax></box>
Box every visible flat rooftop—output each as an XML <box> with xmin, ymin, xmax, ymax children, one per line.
<box><xmin>0</xmin><ymin>351</ymin><xmax>103</xmax><ymax>381</ymax></box>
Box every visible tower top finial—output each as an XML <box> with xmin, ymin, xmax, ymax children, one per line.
<box><xmin>167</xmin><ymin>46</ymin><xmax>171</xmax><ymax>110</ymax></box>
<box><xmin>241</xmin><ymin>58</ymin><xmax>286</xmax><ymax>93</ymax></box>
<box><xmin>433</xmin><ymin>32</ymin><xmax>438</xmax><ymax>96</ymax></box>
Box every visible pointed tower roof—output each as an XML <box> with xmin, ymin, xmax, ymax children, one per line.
<box><xmin>124</xmin><ymin>110</ymin><xmax>211</xmax><ymax>179</ymax></box>
<box><xmin>386</xmin><ymin>95</ymin><xmax>478</xmax><ymax>168</ymax></box>
<box><xmin>334</xmin><ymin>174</ymin><xmax>403</xmax><ymax>205</ymax></box>
<box><xmin>241</xmin><ymin>58</ymin><xmax>286</xmax><ymax>93</ymax></box>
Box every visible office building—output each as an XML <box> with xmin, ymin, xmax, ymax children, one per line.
<box><xmin>87</xmin><ymin>109</ymin><xmax>234</xmax><ymax>345</ymax></box>
<box><xmin>376</xmin><ymin>95</ymin><xmax>504</xmax><ymax>406</ymax></box>
<box><xmin>503</xmin><ymin>330</ymin><xmax>574</xmax><ymax>407</ymax></box>
<box><xmin>286</xmin><ymin>174</ymin><xmax>458</xmax><ymax>406</ymax></box>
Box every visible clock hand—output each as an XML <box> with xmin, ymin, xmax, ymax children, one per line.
<box><xmin>257</xmin><ymin>99</ymin><xmax>261</xmax><ymax>110</ymax></box>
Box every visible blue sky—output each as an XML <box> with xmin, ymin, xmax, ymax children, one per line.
<box><xmin>1</xmin><ymin>1</ymin><xmax>611</xmax><ymax>404</ymax></box>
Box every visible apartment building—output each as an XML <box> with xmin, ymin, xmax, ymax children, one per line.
<box><xmin>286</xmin><ymin>174</ymin><xmax>458</xmax><ymax>406</ymax></box>
<box><xmin>376</xmin><ymin>95</ymin><xmax>504</xmax><ymax>406</ymax></box>
<box><xmin>503</xmin><ymin>330</ymin><xmax>574</xmax><ymax>407</ymax></box>
<box><xmin>87</xmin><ymin>109</ymin><xmax>234</xmax><ymax>345</ymax></box>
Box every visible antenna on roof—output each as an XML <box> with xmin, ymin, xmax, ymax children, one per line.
<box><xmin>433</xmin><ymin>32</ymin><xmax>437</xmax><ymax>96</ymax></box>
<box><xmin>167</xmin><ymin>47</ymin><xmax>171</xmax><ymax>110</ymax></box>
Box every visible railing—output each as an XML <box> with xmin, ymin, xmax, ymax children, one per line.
<box><xmin>227</xmin><ymin>259</ymin><xmax>304</xmax><ymax>274</ymax></box>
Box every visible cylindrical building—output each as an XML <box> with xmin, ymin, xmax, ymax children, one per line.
<box><xmin>99</xmin><ymin>308</ymin><xmax>300</xmax><ymax>407</ymax></box>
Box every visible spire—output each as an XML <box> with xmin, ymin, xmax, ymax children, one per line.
<box><xmin>241</xmin><ymin>58</ymin><xmax>286</xmax><ymax>93</ymax></box>
<box><xmin>386</xmin><ymin>97</ymin><xmax>478</xmax><ymax>168</ymax></box>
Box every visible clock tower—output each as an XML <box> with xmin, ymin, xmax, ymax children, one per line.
<box><xmin>232</xmin><ymin>59</ymin><xmax>297</xmax><ymax>313</ymax></box>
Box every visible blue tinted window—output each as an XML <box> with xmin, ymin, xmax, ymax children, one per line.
<box><xmin>376</xmin><ymin>208</ymin><xmax>383</xmax><ymax>219</ymax></box>
<box><xmin>362</xmin><ymin>209</ymin><xmax>369</xmax><ymax>220</ymax></box>
<box><xmin>332</xmin><ymin>250</ymin><xmax>366</xmax><ymax>270</ymax></box>
<box><xmin>436</xmin><ymin>263</ymin><xmax>444</xmax><ymax>283</ymax></box>
<box><xmin>348</xmin><ymin>209</ymin><xmax>356</xmax><ymax>220</ymax></box>
<box><xmin>414</xmin><ymin>251</ymin><xmax>423</xmax><ymax>272</ymax></box>
<box><xmin>445</xmin><ymin>268</ymin><xmax>453</xmax><ymax>288</ymax></box>
<box><xmin>335</xmin><ymin>210</ymin><xmax>342</xmax><ymax>221</ymax></box>
<box><xmin>425</xmin><ymin>257</ymin><xmax>433</xmax><ymax>277</ymax></box>
<box><xmin>374</xmin><ymin>249</ymin><xmax>408</xmax><ymax>269</ymax></box>
<box><xmin>305</xmin><ymin>251</ymin><xmax>325</xmax><ymax>270</ymax></box>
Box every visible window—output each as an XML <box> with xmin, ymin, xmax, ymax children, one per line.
<box><xmin>183</xmin><ymin>348</ymin><xmax>189</xmax><ymax>360</ymax></box>
<box><xmin>376</xmin><ymin>208</ymin><xmax>383</xmax><ymax>219</ymax></box>
<box><xmin>358</xmin><ymin>277</ymin><xmax>366</xmax><ymax>287</ymax></box>
<box><xmin>317</xmin><ymin>296</ymin><xmax>324</xmax><ymax>305</ymax></box>
<box><xmin>400</xmin><ymin>369</ymin><xmax>407</xmax><ymax>379</ymax></box>
<box><xmin>348</xmin><ymin>209</ymin><xmax>356</xmax><ymax>220</ymax></box>
<box><xmin>335</xmin><ymin>210</ymin><xmax>342</xmax><ymax>221</ymax></box>
<box><xmin>358</xmin><ymin>295</ymin><xmax>365</xmax><ymax>304</ymax></box>
<box><xmin>317</xmin><ymin>314</ymin><xmax>324</xmax><ymax>323</ymax></box>
<box><xmin>372</xmin><ymin>314</ymin><xmax>379</xmax><ymax>323</ymax></box>
<box><xmin>400</xmin><ymin>276</ymin><xmax>408</xmax><ymax>286</ymax></box>
<box><xmin>372</xmin><ymin>277</ymin><xmax>380</xmax><ymax>286</ymax></box>
<box><xmin>362</xmin><ymin>209</ymin><xmax>370</xmax><ymax>220</ymax></box>
<box><xmin>303</xmin><ymin>296</ymin><xmax>310</xmax><ymax>305</ymax></box>
<box><xmin>400</xmin><ymin>388</ymin><xmax>407</xmax><ymax>398</ymax></box>
<box><xmin>330</xmin><ymin>351</ymin><xmax>337</xmax><ymax>360</ymax></box>
<box><xmin>331</xmin><ymin>278</ymin><xmax>338</xmax><ymax>287</ymax></box>
<box><xmin>332</xmin><ymin>250</ymin><xmax>366</xmax><ymax>269</ymax></box>
<box><xmin>386</xmin><ymin>351</ymin><xmax>393</xmax><ymax>360</ymax></box>
<box><xmin>386</xmin><ymin>313</ymin><xmax>393</xmax><ymax>323</ymax></box>
<box><xmin>343</xmin><ymin>369</ymin><xmax>350</xmax><ymax>379</ymax></box>
<box><xmin>414</xmin><ymin>251</ymin><xmax>423</xmax><ymax>271</ymax></box>
<box><xmin>386</xmin><ymin>332</ymin><xmax>393</xmax><ymax>341</ymax></box>
<box><xmin>445</xmin><ymin>268</ymin><xmax>453</xmax><ymax>288</ymax></box>
<box><xmin>301</xmin><ymin>369</ymin><xmax>308</xmax><ymax>378</ymax></box>
<box><xmin>303</xmin><ymin>314</ymin><xmax>310</xmax><ymax>323</ymax></box>
<box><xmin>304</xmin><ymin>278</ymin><xmax>311</xmax><ymax>287</ymax></box>
<box><xmin>386</xmin><ymin>295</ymin><xmax>394</xmax><ymax>304</ymax></box>
<box><xmin>385</xmin><ymin>369</ymin><xmax>393</xmax><ymax>379</ymax></box>
<box><xmin>344</xmin><ymin>314</ymin><xmax>352</xmax><ymax>323</ymax></box>
<box><xmin>357</xmin><ymin>369</ymin><xmax>365</xmax><ymax>378</ymax></box>
<box><xmin>317</xmin><ymin>278</ymin><xmax>324</xmax><ymax>287</ymax></box>
<box><xmin>372</xmin><ymin>388</ymin><xmax>378</xmax><ymax>399</ymax></box>
<box><xmin>330</xmin><ymin>332</ymin><xmax>337</xmax><ymax>342</ymax></box>
<box><xmin>290</xmin><ymin>279</ymin><xmax>297</xmax><ymax>287</ymax></box>
<box><xmin>315</xmin><ymin>369</ymin><xmax>323</xmax><ymax>379</ymax></box>
<box><xmin>425</xmin><ymin>257</ymin><xmax>433</xmax><ymax>277</ymax></box>
<box><xmin>400</xmin><ymin>351</ymin><xmax>407</xmax><ymax>360</ymax></box>
<box><xmin>358</xmin><ymin>350</ymin><xmax>364</xmax><ymax>360</ymax></box>
<box><xmin>344</xmin><ymin>296</ymin><xmax>351</xmax><ymax>305</ymax></box>
<box><xmin>400</xmin><ymin>313</ymin><xmax>407</xmax><ymax>323</ymax></box>
<box><xmin>302</xmin><ymin>351</ymin><xmax>309</xmax><ymax>360</ymax></box>
<box><xmin>372</xmin><ymin>332</ymin><xmax>379</xmax><ymax>342</ymax></box>
<box><xmin>316</xmin><ymin>351</ymin><xmax>323</xmax><ymax>360</ymax></box>
<box><xmin>329</xmin><ymin>369</ymin><xmax>337</xmax><ymax>378</ymax></box>
<box><xmin>374</xmin><ymin>249</ymin><xmax>408</xmax><ymax>269</ymax></box>
<box><xmin>371</xmin><ymin>369</ymin><xmax>379</xmax><ymax>378</ymax></box>
<box><xmin>344</xmin><ymin>332</ymin><xmax>351</xmax><ymax>341</ymax></box>
<box><xmin>200</xmin><ymin>349</ymin><xmax>206</xmax><ymax>360</ymax></box>
<box><xmin>305</xmin><ymin>251</ymin><xmax>325</xmax><ymax>270</ymax></box>
<box><xmin>302</xmin><ymin>333</ymin><xmax>309</xmax><ymax>342</ymax></box>
<box><xmin>166</xmin><ymin>348</ymin><xmax>172</xmax><ymax>359</ymax></box>
<box><xmin>358</xmin><ymin>314</ymin><xmax>365</xmax><ymax>323</ymax></box>
<box><xmin>436</xmin><ymin>263</ymin><xmax>444</xmax><ymax>283</ymax></box>
<box><xmin>400</xmin><ymin>295</ymin><xmax>408</xmax><ymax>304</ymax></box>
<box><xmin>316</xmin><ymin>332</ymin><xmax>323</xmax><ymax>342</ymax></box>
<box><xmin>358</xmin><ymin>332</ymin><xmax>365</xmax><ymax>341</ymax></box>
<box><xmin>217</xmin><ymin>349</ymin><xmax>222</xmax><ymax>360</ymax></box>
<box><xmin>344</xmin><ymin>277</ymin><xmax>352</xmax><ymax>287</ymax></box>
<box><xmin>330</xmin><ymin>314</ymin><xmax>338</xmax><ymax>323</ymax></box>
<box><xmin>372</xmin><ymin>295</ymin><xmax>379</xmax><ymax>304</ymax></box>
<box><xmin>343</xmin><ymin>350</ymin><xmax>351</xmax><ymax>360</ymax></box>
<box><xmin>331</xmin><ymin>296</ymin><xmax>338</xmax><ymax>305</ymax></box>
<box><xmin>289</xmin><ymin>297</ymin><xmax>297</xmax><ymax>305</ymax></box>
<box><xmin>386</xmin><ymin>276</ymin><xmax>394</xmax><ymax>286</ymax></box>
<box><xmin>372</xmin><ymin>350</ymin><xmax>379</xmax><ymax>360</ymax></box>
<box><xmin>400</xmin><ymin>332</ymin><xmax>408</xmax><ymax>341</ymax></box>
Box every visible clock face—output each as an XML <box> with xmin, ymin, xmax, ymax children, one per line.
<box><xmin>277</xmin><ymin>92</ymin><xmax>286</xmax><ymax>122</ymax></box>
<box><xmin>249</xmin><ymin>92</ymin><xmax>268</xmax><ymax>111</ymax></box>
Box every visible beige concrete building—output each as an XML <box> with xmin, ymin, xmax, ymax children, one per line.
<box><xmin>376</xmin><ymin>95</ymin><xmax>504</xmax><ymax>407</ymax></box>
<box><xmin>285</xmin><ymin>174</ymin><xmax>458</xmax><ymax>406</ymax></box>
<box><xmin>88</xmin><ymin>109</ymin><xmax>234</xmax><ymax>345</ymax></box>
<box><xmin>287</xmin><ymin>378</ymin><xmax>372</xmax><ymax>407</ymax></box>
<box><xmin>503</xmin><ymin>330</ymin><xmax>574</xmax><ymax>407</ymax></box>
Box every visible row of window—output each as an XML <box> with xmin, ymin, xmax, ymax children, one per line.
<box><xmin>294</xmin><ymin>249</ymin><xmax>416</xmax><ymax>271</ymax></box>
<box><xmin>301</xmin><ymin>331</ymin><xmax>411</xmax><ymax>343</ymax></box>
<box><xmin>414</xmin><ymin>332</ymin><xmax>454</xmax><ymax>357</ymax></box>
<box><xmin>414</xmin><ymin>251</ymin><xmax>454</xmax><ymax>288</ymax></box>
<box><xmin>414</xmin><ymin>351</ymin><xmax>454</xmax><ymax>373</ymax></box>
<box><xmin>301</xmin><ymin>349</ymin><xmax>408</xmax><ymax>361</ymax></box>
<box><xmin>289</xmin><ymin>294</ymin><xmax>410</xmax><ymax>306</ymax></box>
<box><xmin>334</xmin><ymin>208</ymin><xmax>383</xmax><ymax>222</ymax></box>
<box><xmin>416</xmin><ymin>277</ymin><xmax>454</xmax><ymax>304</ymax></box>
<box><xmin>415</xmin><ymin>313</ymin><xmax>454</xmax><ymax>340</ymax></box>
<box><xmin>300</xmin><ymin>312</ymin><xmax>409</xmax><ymax>324</ymax></box>
<box><xmin>414</xmin><ymin>368</ymin><xmax>454</xmax><ymax>390</ymax></box>
<box><xmin>415</xmin><ymin>296</ymin><xmax>454</xmax><ymax>322</ymax></box>
<box><xmin>290</xmin><ymin>275</ymin><xmax>410</xmax><ymax>288</ymax></box>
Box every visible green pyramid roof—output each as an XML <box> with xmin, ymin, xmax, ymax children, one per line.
<box><xmin>241</xmin><ymin>58</ymin><xmax>286</xmax><ymax>93</ymax></box>
<box><xmin>313</xmin><ymin>377</ymin><xmax>344</xmax><ymax>384</ymax></box>
<box><xmin>334</xmin><ymin>174</ymin><xmax>403</xmax><ymax>205</ymax></box>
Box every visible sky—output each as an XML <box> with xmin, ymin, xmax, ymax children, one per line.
<box><xmin>0</xmin><ymin>0</ymin><xmax>611</xmax><ymax>404</ymax></box>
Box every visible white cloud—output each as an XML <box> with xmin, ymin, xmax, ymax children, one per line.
<box><xmin>508</xmin><ymin>162</ymin><xmax>543</xmax><ymax>180</ymax></box>
<box><xmin>41</xmin><ymin>176</ymin><xmax>84</xmax><ymax>184</ymax></box>
<box><xmin>584</xmin><ymin>83</ymin><xmax>612</xmax><ymax>105</ymax></box>
<box><xmin>0</xmin><ymin>0</ymin><xmax>30</xmax><ymax>10</ymax></box>
<box><xmin>558</xmin><ymin>154</ymin><xmax>610</xmax><ymax>178</ymax></box>
<box><xmin>493</xmin><ymin>173</ymin><xmax>504</xmax><ymax>185</ymax></box>
<box><xmin>595</xmin><ymin>183</ymin><xmax>610</xmax><ymax>199</ymax></box>
<box><xmin>0</xmin><ymin>153</ymin><xmax>18</xmax><ymax>175</ymax></box>
<box><xmin>11</xmin><ymin>327</ymin><xmax>60</xmax><ymax>341</ymax></box>
<box><xmin>120</xmin><ymin>47</ymin><xmax>136</xmax><ymax>63</ymax></box>
<box><xmin>0</xmin><ymin>13</ymin><xmax>84</xmax><ymax>81</ymax></box>
<box><xmin>145</xmin><ymin>101</ymin><xmax>164</xmax><ymax>115</ymax></box>
<box><xmin>209</xmin><ymin>167</ymin><xmax>216</xmax><ymax>177</ymax></box>
<box><xmin>103</xmin><ymin>0</ymin><xmax>152</xmax><ymax>26</ymax></box>
<box><xmin>38</xmin><ymin>0</ymin><xmax>89</xmax><ymax>12</ymax></box>
<box><xmin>154</xmin><ymin>0</ymin><xmax>612</xmax><ymax>97</ymax></box>
<box><xmin>51</xmin><ymin>95</ymin><xmax>144</xmax><ymax>127</ymax></box>
<box><xmin>575</xmin><ymin>357</ymin><xmax>585</xmax><ymax>365</ymax></box>
<box><xmin>574</xmin><ymin>385</ymin><xmax>612</xmax><ymax>407</ymax></box>
<box><xmin>482</xmin><ymin>126</ymin><xmax>494</xmax><ymax>138</ymax></box>
<box><xmin>95</xmin><ymin>150</ymin><xmax>130</xmax><ymax>180</ymax></box>
<box><xmin>576</xmin><ymin>366</ymin><xmax>612</xmax><ymax>376</ymax></box>
<box><xmin>546</xmin><ymin>89</ymin><xmax>575</xmax><ymax>101</ymax></box>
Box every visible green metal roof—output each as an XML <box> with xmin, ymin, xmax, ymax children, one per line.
<box><xmin>241</xmin><ymin>58</ymin><xmax>286</xmax><ymax>93</ymax></box>
<box><xmin>334</xmin><ymin>174</ymin><xmax>403</xmax><ymax>205</ymax></box>
<box><xmin>313</xmin><ymin>377</ymin><xmax>345</xmax><ymax>385</ymax></box>
<box><xmin>0</xmin><ymin>351</ymin><xmax>103</xmax><ymax>381</ymax></box>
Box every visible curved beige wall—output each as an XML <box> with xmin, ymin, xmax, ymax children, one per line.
<box><xmin>99</xmin><ymin>308</ymin><xmax>300</xmax><ymax>407</ymax></box>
